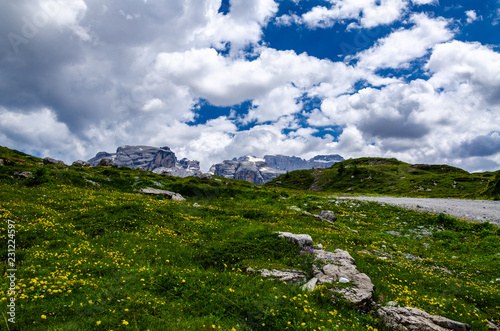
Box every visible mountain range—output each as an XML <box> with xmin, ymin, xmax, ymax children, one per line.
<box><xmin>87</xmin><ymin>145</ymin><xmax>344</xmax><ymax>184</ymax></box>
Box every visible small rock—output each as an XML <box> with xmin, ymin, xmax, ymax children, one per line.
<box><xmin>278</xmin><ymin>232</ymin><xmax>313</xmax><ymax>248</ymax></box>
<box><xmin>301</xmin><ymin>277</ymin><xmax>318</xmax><ymax>292</ymax></box>
<box><xmin>387</xmin><ymin>301</ymin><xmax>398</xmax><ymax>307</ymax></box>
<box><xmin>378</xmin><ymin>306</ymin><xmax>471</xmax><ymax>331</ymax></box>
<box><xmin>138</xmin><ymin>187</ymin><xmax>186</xmax><ymax>202</ymax></box>
<box><xmin>195</xmin><ymin>172</ymin><xmax>212</xmax><ymax>180</ymax></box>
<box><xmin>15</xmin><ymin>171</ymin><xmax>33</xmax><ymax>179</ymax></box>
<box><xmin>317</xmin><ymin>210</ymin><xmax>337</xmax><ymax>223</ymax></box>
<box><xmin>260</xmin><ymin>269</ymin><xmax>307</xmax><ymax>284</ymax></box>
<box><xmin>193</xmin><ymin>203</ymin><xmax>201</xmax><ymax>208</ymax></box>
<box><xmin>387</xmin><ymin>231</ymin><xmax>401</xmax><ymax>236</ymax></box>
<box><xmin>43</xmin><ymin>157</ymin><xmax>65</xmax><ymax>165</ymax></box>
<box><xmin>314</xmin><ymin>244</ymin><xmax>323</xmax><ymax>249</ymax></box>
<box><xmin>0</xmin><ymin>158</ymin><xmax>4</xmax><ymax>166</ymax></box>
<box><xmin>246</xmin><ymin>267</ymin><xmax>255</xmax><ymax>274</ymax></box>
<box><xmin>72</xmin><ymin>160</ymin><xmax>90</xmax><ymax>167</ymax></box>
<box><xmin>98</xmin><ymin>158</ymin><xmax>114</xmax><ymax>167</ymax></box>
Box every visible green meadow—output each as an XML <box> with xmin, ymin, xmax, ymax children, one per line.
<box><xmin>1</xmin><ymin>146</ymin><xmax>499</xmax><ymax>330</ymax></box>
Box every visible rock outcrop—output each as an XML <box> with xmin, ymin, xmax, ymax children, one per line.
<box><xmin>312</xmin><ymin>249</ymin><xmax>374</xmax><ymax>305</ymax></box>
<box><xmin>378</xmin><ymin>306</ymin><xmax>471</xmax><ymax>331</ymax></box>
<box><xmin>278</xmin><ymin>232</ymin><xmax>314</xmax><ymax>248</ymax></box>
<box><xmin>72</xmin><ymin>160</ymin><xmax>90</xmax><ymax>167</ymax></box>
<box><xmin>209</xmin><ymin>156</ymin><xmax>285</xmax><ymax>185</ymax></box>
<box><xmin>210</xmin><ymin>154</ymin><xmax>344</xmax><ymax>184</ymax></box>
<box><xmin>138</xmin><ymin>187</ymin><xmax>186</xmax><ymax>202</ymax></box>
<box><xmin>88</xmin><ymin>145</ymin><xmax>201</xmax><ymax>177</ymax></box>
<box><xmin>43</xmin><ymin>157</ymin><xmax>65</xmax><ymax>165</ymax></box>
<box><xmin>259</xmin><ymin>269</ymin><xmax>307</xmax><ymax>284</ymax></box>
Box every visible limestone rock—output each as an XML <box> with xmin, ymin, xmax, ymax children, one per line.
<box><xmin>98</xmin><ymin>158</ymin><xmax>114</xmax><ymax>167</ymax></box>
<box><xmin>278</xmin><ymin>232</ymin><xmax>314</xmax><ymax>248</ymax></box>
<box><xmin>378</xmin><ymin>306</ymin><xmax>471</xmax><ymax>331</ymax></box>
<box><xmin>301</xmin><ymin>277</ymin><xmax>318</xmax><ymax>291</ymax></box>
<box><xmin>314</xmin><ymin>249</ymin><xmax>374</xmax><ymax>305</ymax></box>
<box><xmin>210</xmin><ymin>154</ymin><xmax>344</xmax><ymax>184</ymax></box>
<box><xmin>195</xmin><ymin>172</ymin><xmax>212</xmax><ymax>180</ymax></box>
<box><xmin>0</xmin><ymin>158</ymin><xmax>4</xmax><ymax>166</ymax></box>
<box><xmin>260</xmin><ymin>269</ymin><xmax>307</xmax><ymax>284</ymax></box>
<box><xmin>72</xmin><ymin>160</ymin><xmax>90</xmax><ymax>167</ymax></box>
<box><xmin>138</xmin><ymin>187</ymin><xmax>186</xmax><ymax>202</ymax></box>
<box><xmin>43</xmin><ymin>157</ymin><xmax>64</xmax><ymax>165</ymax></box>
<box><xmin>88</xmin><ymin>145</ymin><xmax>201</xmax><ymax>177</ymax></box>
<box><xmin>15</xmin><ymin>171</ymin><xmax>32</xmax><ymax>179</ymax></box>
<box><xmin>317</xmin><ymin>210</ymin><xmax>337</xmax><ymax>223</ymax></box>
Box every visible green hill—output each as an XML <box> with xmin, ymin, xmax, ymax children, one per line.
<box><xmin>1</xmin><ymin>146</ymin><xmax>499</xmax><ymax>330</ymax></box>
<box><xmin>267</xmin><ymin>157</ymin><xmax>497</xmax><ymax>199</ymax></box>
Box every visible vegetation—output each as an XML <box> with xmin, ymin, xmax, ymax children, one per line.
<box><xmin>267</xmin><ymin>157</ymin><xmax>497</xmax><ymax>199</ymax></box>
<box><xmin>0</xmin><ymin>146</ymin><xmax>499</xmax><ymax>330</ymax></box>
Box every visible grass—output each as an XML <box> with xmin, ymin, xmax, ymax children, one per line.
<box><xmin>267</xmin><ymin>157</ymin><xmax>497</xmax><ymax>199</ymax></box>
<box><xmin>0</xmin><ymin>147</ymin><xmax>499</xmax><ymax>330</ymax></box>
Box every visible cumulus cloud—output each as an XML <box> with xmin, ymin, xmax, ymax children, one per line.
<box><xmin>301</xmin><ymin>0</ymin><xmax>408</xmax><ymax>29</ymax></box>
<box><xmin>355</xmin><ymin>13</ymin><xmax>453</xmax><ymax>69</ymax></box>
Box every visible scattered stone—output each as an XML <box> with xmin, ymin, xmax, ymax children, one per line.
<box><xmin>138</xmin><ymin>187</ymin><xmax>186</xmax><ymax>202</ymax></box>
<box><xmin>313</xmin><ymin>249</ymin><xmax>374</xmax><ymax>305</ymax></box>
<box><xmin>404</xmin><ymin>253</ymin><xmax>424</xmax><ymax>261</ymax></box>
<box><xmin>98</xmin><ymin>158</ymin><xmax>114</xmax><ymax>167</ymax></box>
<box><xmin>72</xmin><ymin>160</ymin><xmax>90</xmax><ymax>167</ymax></box>
<box><xmin>301</xmin><ymin>277</ymin><xmax>318</xmax><ymax>292</ymax></box>
<box><xmin>423</xmin><ymin>243</ymin><xmax>431</xmax><ymax>248</ymax></box>
<box><xmin>84</xmin><ymin>179</ymin><xmax>100</xmax><ymax>187</ymax></box>
<box><xmin>487</xmin><ymin>320</ymin><xmax>500</xmax><ymax>330</ymax></box>
<box><xmin>152</xmin><ymin>181</ymin><xmax>164</xmax><ymax>187</ymax></box>
<box><xmin>195</xmin><ymin>172</ymin><xmax>212</xmax><ymax>180</ymax></box>
<box><xmin>15</xmin><ymin>171</ymin><xmax>32</xmax><ymax>179</ymax></box>
<box><xmin>387</xmin><ymin>231</ymin><xmax>401</xmax><ymax>236</ymax></box>
<box><xmin>43</xmin><ymin>157</ymin><xmax>65</xmax><ymax>165</ymax></box>
<box><xmin>288</xmin><ymin>206</ymin><xmax>302</xmax><ymax>212</ymax></box>
<box><xmin>193</xmin><ymin>203</ymin><xmax>201</xmax><ymax>208</ymax></box>
<box><xmin>314</xmin><ymin>244</ymin><xmax>323</xmax><ymax>250</ymax></box>
<box><xmin>260</xmin><ymin>269</ymin><xmax>307</xmax><ymax>284</ymax></box>
<box><xmin>317</xmin><ymin>210</ymin><xmax>337</xmax><ymax>223</ymax></box>
<box><xmin>0</xmin><ymin>158</ymin><xmax>5</xmax><ymax>166</ymax></box>
<box><xmin>278</xmin><ymin>232</ymin><xmax>313</xmax><ymax>248</ymax></box>
<box><xmin>387</xmin><ymin>301</ymin><xmax>398</xmax><ymax>307</ymax></box>
<box><xmin>378</xmin><ymin>306</ymin><xmax>471</xmax><ymax>331</ymax></box>
<box><xmin>246</xmin><ymin>267</ymin><xmax>255</xmax><ymax>274</ymax></box>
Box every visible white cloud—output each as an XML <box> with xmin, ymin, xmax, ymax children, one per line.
<box><xmin>355</xmin><ymin>13</ymin><xmax>453</xmax><ymax>69</ymax></box>
<box><xmin>302</xmin><ymin>0</ymin><xmax>408</xmax><ymax>29</ymax></box>
<box><xmin>0</xmin><ymin>107</ymin><xmax>87</xmax><ymax>161</ymax></box>
<box><xmin>426</xmin><ymin>41</ymin><xmax>500</xmax><ymax>103</ymax></box>
<box><xmin>245</xmin><ymin>84</ymin><xmax>303</xmax><ymax>123</ymax></box>
<box><xmin>465</xmin><ymin>10</ymin><xmax>479</xmax><ymax>24</ymax></box>
<box><xmin>411</xmin><ymin>0</ymin><xmax>437</xmax><ymax>5</ymax></box>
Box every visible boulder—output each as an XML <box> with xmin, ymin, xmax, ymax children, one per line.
<box><xmin>195</xmin><ymin>172</ymin><xmax>212</xmax><ymax>180</ymax></box>
<box><xmin>72</xmin><ymin>160</ymin><xmax>90</xmax><ymax>167</ymax></box>
<box><xmin>138</xmin><ymin>187</ymin><xmax>186</xmax><ymax>202</ymax></box>
<box><xmin>43</xmin><ymin>157</ymin><xmax>64</xmax><ymax>165</ymax></box>
<box><xmin>15</xmin><ymin>171</ymin><xmax>32</xmax><ymax>179</ymax></box>
<box><xmin>260</xmin><ymin>269</ymin><xmax>307</xmax><ymax>284</ymax></box>
<box><xmin>313</xmin><ymin>249</ymin><xmax>374</xmax><ymax>305</ymax></box>
<box><xmin>278</xmin><ymin>232</ymin><xmax>314</xmax><ymax>248</ymax></box>
<box><xmin>98</xmin><ymin>158</ymin><xmax>114</xmax><ymax>167</ymax></box>
<box><xmin>378</xmin><ymin>306</ymin><xmax>471</xmax><ymax>331</ymax></box>
<box><xmin>317</xmin><ymin>210</ymin><xmax>337</xmax><ymax>223</ymax></box>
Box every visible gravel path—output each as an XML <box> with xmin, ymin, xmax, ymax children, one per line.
<box><xmin>337</xmin><ymin>196</ymin><xmax>500</xmax><ymax>225</ymax></box>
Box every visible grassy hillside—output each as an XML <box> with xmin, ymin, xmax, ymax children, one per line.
<box><xmin>268</xmin><ymin>157</ymin><xmax>497</xmax><ymax>199</ymax></box>
<box><xmin>1</xmin><ymin>147</ymin><xmax>499</xmax><ymax>330</ymax></box>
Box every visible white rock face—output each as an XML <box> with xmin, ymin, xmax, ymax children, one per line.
<box><xmin>138</xmin><ymin>187</ymin><xmax>186</xmax><ymax>202</ymax></box>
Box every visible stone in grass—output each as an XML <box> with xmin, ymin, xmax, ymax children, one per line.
<box><xmin>278</xmin><ymin>232</ymin><xmax>313</xmax><ymax>248</ymax></box>
<box><xmin>43</xmin><ymin>157</ymin><xmax>65</xmax><ymax>165</ymax></box>
<box><xmin>317</xmin><ymin>210</ymin><xmax>337</xmax><ymax>223</ymax></box>
<box><xmin>260</xmin><ymin>269</ymin><xmax>307</xmax><ymax>285</ymax></box>
<box><xmin>138</xmin><ymin>187</ymin><xmax>186</xmax><ymax>202</ymax></box>
<box><xmin>378</xmin><ymin>306</ymin><xmax>471</xmax><ymax>331</ymax></box>
<box><xmin>313</xmin><ymin>249</ymin><xmax>374</xmax><ymax>306</ymax></box>
<box><xmin>72</xmin><ymin>160</ymin><xmax>90</xmax><ymax>167</ymax></box>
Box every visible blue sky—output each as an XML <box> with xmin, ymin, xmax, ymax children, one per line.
<box><xmin>0</xmin><ymin>0</ymin><xmax>499</xmax><ymax>172</ymax></box>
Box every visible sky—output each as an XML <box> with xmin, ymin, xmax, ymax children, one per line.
<box><xmin>0</xmin><ymin>0</ymin><xmax>499</xmax><ymax>172</ymax></box>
